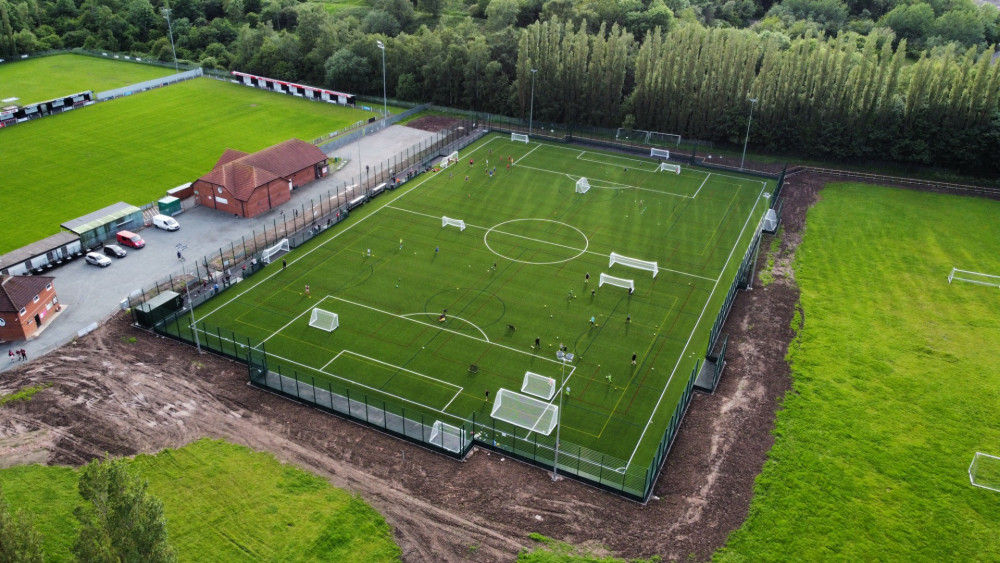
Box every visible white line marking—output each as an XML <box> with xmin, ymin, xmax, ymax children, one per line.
<box><xmin>400</xmin><ymin>312</ymin><xmax>490</xmax><ymax>342</ymax></box>
<box><xmin>692</xmin><ymin>172</ymin><xmax>712</xmax><ymax>199</ymax></box>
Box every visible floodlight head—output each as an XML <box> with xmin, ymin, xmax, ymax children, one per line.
<box><xmin>161</xmin><ymin>7</ymin><xmax>170</xmax><ymax>16</ymax></box>
<box><xmin>531</xmin><ymin>68</ymin><xmax>537</xmax><ymax>73</ymax></box>
<box><xmin>749</xmin><ymin>97</ymin><xmax>758</xmax><ymax>104</ymax></box>
<box><xmin>376</xmin><ymin>40</ymin><xmax>385</xmax><ymax>50</ymax></box>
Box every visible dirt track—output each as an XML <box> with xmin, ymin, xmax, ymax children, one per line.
<box><xmin>0</xmin><ymin>167</ymin><xmax>825</xmax><ymax>561</ymax></box>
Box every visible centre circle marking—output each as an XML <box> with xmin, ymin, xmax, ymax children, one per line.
<box><xmin>483</xmin><ymin>218</ymin><xmax>589</xmax><ymax>265</ymax></box>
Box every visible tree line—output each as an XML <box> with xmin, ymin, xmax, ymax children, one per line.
<box><xmin>0</xmin><ymin>0</ymin><xmax>998</xmax><ymax>173</ymax></box>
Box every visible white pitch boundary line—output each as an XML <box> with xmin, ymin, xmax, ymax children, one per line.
<box><xmin>691</xmin><ymin>172</ymin><xmax>712</xmax><ymax>199</ymax></box>
<box><xmin>575</xmin><ymin>151</ymin><xmax>659</xmax><ymax>171</ymax></box>
<box><xmin>258</xmin><ymin>300</ymin><xmax>319</xmax><ymax>346</ymax></box>
<box><xmin>624</xmin><ymin>192</ymin><xmax>767</xmax><ymax>470</ymax></box>
<box><xmin>386</xmin><ymin>204</ymin><xmax>716</xmax><ymax>282</ymax></box>
<box><xmin>326</xmin><ymin>349</ymin><xmax>464</xmax><ymax>412</ymax></box>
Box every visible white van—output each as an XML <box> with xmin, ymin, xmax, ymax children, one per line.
<box><xmin>152</xmin><ymin>214</ymin><xmax>180</xmax><ymax>231</ymax></box>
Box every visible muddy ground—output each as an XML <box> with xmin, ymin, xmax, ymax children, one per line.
<box><xmin>0</xmin><ymin>169</ymin><xmax>827</xmax><ymax>562</ymax></box>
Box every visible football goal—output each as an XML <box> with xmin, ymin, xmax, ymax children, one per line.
<box><xmin>650</xmin><ymin>148</ymin><xmax>671</xmax><ymax>159</ymax></box>
<box><xmin>599</xmin><ymin>273</ymin><xmax>635</xmax><ymax>292</ymax></box>
<box><xmin>261</xmin><ymin>238</ymin><xmax>290</xmax><ymax>264</ymax></box>
<box><xmin>969</xmin><ymin>452</ymin><xmax>1000</xmax><ymax>492</ymax></box>
<box><xmin>609</xmin><ymin>252</ymin><xmax>658</xmax><ymax>277</ymax></box>
<box><xmin>309</xmin><ymin>308</ymin><xmax>339</xmax><ymax>332</ymax></box>
<box><xmin>511</xmin><ymin>133</ymin><xmax>529</xmax><ymax>143</ymax></box>
<box><xmin>948</xmin><ymin>267</ymin><xmax>1000</xmax><ymax>288</ymax></box>
<box><xmin>521</xmin><ymin>371</ymin><xmax>556</xmax><ymax>400</ymax></box>
<box><xmin>490</xmin><ymin>388</ymin><xmax>558</xmax><ymax>435</ymax></box>
<box><xmin>429</xmin><ymin>420</ymin><xmax>465</xmax><ymax>454</ymax></box>
<box><xmin>575</xmin><ymin>177</ymin><xmax>591</xmax><ymax>194</ymax></box>
<box><xmin>442</xmin><ymin>216</ymin><xmax>466</xmax><ymax>231</ymax></box>
<box><xmin>659</xmin><ymin>162</ymin><xmax>681</xmax><ymax>174</ymax></box>
<box><xmin>439</xmin><ymin>151</ymin><xmax>459</xmax><ymax>169</ymax></box>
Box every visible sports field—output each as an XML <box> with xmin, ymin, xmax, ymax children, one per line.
<box><xmin>0</xmin><ymin>77</ymin><xmax>380</xmax><ymax>253</ymax></box>
<box><xmin>191</xmin><ymin>133</ymin><xmax>774</xmax><ymax>468</ymax></box>
<box><xmin>0</xmin><ymin>53</ymin><xmax>174</xmax><ymax>104</ymax></box>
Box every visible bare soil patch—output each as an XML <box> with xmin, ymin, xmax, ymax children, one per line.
<box><xmin>0</xmin><ymin>171</ymin><xmax>826</xmax><ymax>562</ymax></box>
<box><xmin>406</xmin><ymin>115</ymin><xmax>466</xmax><ymax>132</ymax></box>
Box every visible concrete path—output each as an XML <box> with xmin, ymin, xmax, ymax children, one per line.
<box><xmin>2</xmin><ymin>124</ymin><xmax>439</xmax><ymax>372</ymax></box>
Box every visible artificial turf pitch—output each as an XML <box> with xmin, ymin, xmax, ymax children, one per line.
<box><xmin>193</xmin><ymin>134</ymin><xmax>775</xmax><ymax>467</ymax></box>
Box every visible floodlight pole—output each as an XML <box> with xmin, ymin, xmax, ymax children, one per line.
<box><xmin>161</xmin><ymin>7</ymin><xmax>179</xmax><ymax>74</ymax></box>
<box><xmin>528</xmin><ymin>68</ymin><xmax>537</xmax><ymax>135</ymax></box>
<box><xmin>552</xmin><ymin>351</ymin><xmax>567</xmax><ymax>481</ymax></box>
<box><xmin>376</xmin><ymin>40</ymin><xmax>387</xmax><ymax>121</ymax></box>
<box><xmin>740</xmin><ymin>98</ymin><xmax>758</xmax><ymax>171</ymax></box>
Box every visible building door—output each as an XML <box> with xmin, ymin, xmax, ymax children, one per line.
<box><xmin>34</xmin><ymin>313</ymin><xmax>42</xmax><ymax>327</ymax></box>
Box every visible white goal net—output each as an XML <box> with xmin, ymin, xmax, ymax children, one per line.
<box><xmin>970</xmin><ymin>452</ymin><xmax>1000</xmax><ymax>492</ymax></box>
<box><xmin>511</xmin><ymin>133</ymin><xmax>529</xmax><ymax>143</ymax></box>
<box><xmin>599</xmin><ymin>273</ymin><xmax>635</xmax><ymax>292</ymax></box>
<box><xmin>609</xmin><ymin>252</ymin><xmax>658</xmax><ymax>278</ymax></box>
<box><xmin>948</xmin><ymin>268</ymin><xmax>1000</xmax><ymax>288</ymax></box>
<box><xmin>659</xmin><ymin>162</ymin><xmax>681</xmax><ymax>174</ymax></box>
<box><xmin>309</xmin><ymin>308</ymin><xmax>339</xmax><ymax>332</ymax></box>
<box><xmin>429</xmin><ymin>420</ymin><xmax>465</xmax><ymax>453</ymax></box>
<box><xmin>490</xmin><ymin>388</ymin><xmax>558</xmax><ymax>435</ymax></box>
<box><xmin>262</xmin><ymin>238</ymin><xmax>290</xmax><ymax>264</ymax></box>
<box><xmin>521</xmin><ymin>371</ymin><xmax>556</xmax><ymax>400</ymax></box>
<box><xmin>575</xmin><ymin>177</ymin><xmax>591</xmax><ymax>194</ymax></box>
<box><xmin>650</xmin><ymin>148</ymin><xmax>671</xmax><ymax>159</ymax></box>
<box><xmin>439</xmin><ymin>151</ymin><xmax>459</xmax><ymax>169</ymax></box>
<box><xmin>442</xmin><ymin>216</ymin><xmax>466</xmax><ymax>231</ymax></box>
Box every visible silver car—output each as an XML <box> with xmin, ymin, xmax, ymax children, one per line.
<box><xmin>85</xmin><ymin>251</ymin><xmax>112</xmax><ymax>267</ymax></box>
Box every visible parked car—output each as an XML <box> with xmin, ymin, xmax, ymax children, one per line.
<box><xmin>85</xmin><ymin>252</ymin><xmax>112</xmax><ymax>267</ymax></box>
<box><xmin>116</xmin><ymin>230</ymin><xmax>145</xmax><ymax>248</ymax></box>
<box><xmin>152</xmin><ymin>214</ymin><xmax>180</xmax><ymax>231</ymax></box>
<box><xmin>103</xmin><ymin>244</ymin><xmax>127</xmax><ymax>258</ymax></box>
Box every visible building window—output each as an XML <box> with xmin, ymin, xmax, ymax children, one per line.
<box><xmin>53</xmin><ymin>296</ymin><xmax>58</xmax><ymax>304</ymax></box>
<box><xmin>45</xmin><ymin>283</ymin><xmax>52</xmax><ymax>290</ymax></box>
<box><xmin>19</xmin><ymin>307</ymin><xmax>26</xmax><ymax>316</ymax></box>
<box><xmin>33</xmin><ymin>295</ymin><xmax>39</xmax><ymax>303</ymax></box>
<box><xmin>217</xmin><ymin>186</ymin><xmax>223</xmax><ymax>194</ymax></box>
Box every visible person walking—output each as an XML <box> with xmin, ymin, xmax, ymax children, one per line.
<box><xmin>534</xmin><ymin>336</ymin><xmax>540</xmax><ymax>349</ymax></box>
<box><xmin>20</xmin><ymin>348</ymin><xmax>26</xmax><ymax>361</ymax></box>
<box><xmin>484</xmin><ymin>389</ymin><xmax>490</xmax><ymax>402</ymax></box>
<box><xmin>8</xmin><ymin>350</ymin><xmax>14</xmax><ymax>362</ymax></box>
<box><xmin>282</xmin><ymin>258</ymin><xmax>287</xmax><ymax>269</ymax></box>
<box><xmin>590</xmin><ymin>315</ymin><xmax>596</xmax><ymax>327</ymax></box>
<box><xmin>631</xmin><ymin>352</ymin><xmax>637</xmax><ymax>366</ymax></box>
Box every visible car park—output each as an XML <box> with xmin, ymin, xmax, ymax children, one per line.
<box><xmin>85</xmin><ymin>252</ymin><xmax>112</xmax><ymax>267</ymax></box>
<box><xmin>152</xmin><ymin>214</ymin><xmax>180</xmax><ymax>231</ymax></box>
<box><xmin>103</xmin><ymin>244</ymin><xmax>127</xmax><ymax>258</ymax></box>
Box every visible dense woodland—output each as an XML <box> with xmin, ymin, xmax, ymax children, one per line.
<box><xmin>1</xmin><ymin>0</ymin><xmax>999</xmax><ymax>173</ymax></box>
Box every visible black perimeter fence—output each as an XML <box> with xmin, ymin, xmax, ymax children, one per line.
<box><xmin>130</xmin><ymin>115</ymin><xmax>781</xmax><ymax>503</ymax></box>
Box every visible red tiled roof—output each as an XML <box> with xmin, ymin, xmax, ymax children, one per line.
<box><xmin>198</xmin><ymin>139</ymin><xmax>326</xmax><ymax>202</ymax></box>
<box><xmin>0</xmin><ymin>275</ymin><xmax>54</xmax><ymax>313</ymax></box>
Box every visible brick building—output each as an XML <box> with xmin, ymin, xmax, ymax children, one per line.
<box><xmin>193</xmin><ymin>139</ymin><xmax>329</xmax><ymax>218</ymax></box>
<box><xmin>0</xmin><ymin>275</ymin><xmax>59</xmax><ymax>342</ymax></box>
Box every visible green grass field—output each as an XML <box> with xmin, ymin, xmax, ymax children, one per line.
<box><xmin>718</xmin><ymin>183</ymin><xmax>1000</xmax><ymax>560</ymax></box>
<box><xmin>0</xmin><ymin>439</ymin><xmax>400</xmax><ymax>561</ymax></box>
<box><xmin>0</xmin><ymin>77</ymin><xmax>380</xmax><ymax>254</ymax></box>
<box><xmin>188</xmin><ymin>134</ymin><xmax>774</xmax><ymax>472</ymax></box>
<box><xmin>0</xmin><ymin>54</ymin><xmax>174</xmax><ymax>105</ymax></box>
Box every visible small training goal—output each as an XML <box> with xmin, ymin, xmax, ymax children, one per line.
<box><xmin>262</xmin><ymin>238</ymin><xmax>290</xmax><ymax>264</ymax></box>
<box><xmin>439</xmin><ymin>151</ymin><xmax>459</xmax><ymax>169</ymax></box>
<box><xmin>609</xmin><ymin>252</ymin><xmax>658</xmax><ymax>278</ymax></box>
<box><xmin>521</xmin><ymin>372</ymin><xmax>556</xmax><ymax>400</ymax></box>
<box><xmin>659</xmin><ymin>162</ymin><xmax>681</xmax><ymax>174</ymax></box>
<box><xmin>490</xmin><ymin>388</ymin><xmax>559</xmax><ymax>435</ymax></box>
<box><xmin>599</xmin><ymin>273</ymin><xmax>634</xmax><ymax>292</ymax></box>
<box><xmin>650</xmin><ymin>148</ymin><xmax>671</xmax><ymax>159</ymax></box>
<box><xmin>969</xmin><ymin>452</ymin><xmax>1000</xmax><ymax>492</ymax></box>
<box><xmin>511</xmin><ymin>133</ymin><xmax>529</xmax><ymax>143</ymax></box>
<box><xmin>575</xmin><ymin>177</ymin><xmax>591</xmax><ymax>194</ymax></box>
<box><xmin>309</xmin><ymin>308</ymin><xmax>339</xmax><ymax>332</ymax></box>
<box><xmin>442</xmin><ymin>216</ymin><xmax>466</xmax><ymax>231</ymax></box>
<box><xmin>429</xmin><ymin>420</ymin><xmax>465</xmax><ymax>453</ymax></box>
<box><xmin>948</xmin><ymin>267</ymin><xmax>1000</xmax><ymax>288</ymax></box>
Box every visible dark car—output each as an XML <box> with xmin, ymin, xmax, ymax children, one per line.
<box><xmin>103</xmin><ymin>244</ymin><xmax>127</xmax><ymax>258</ymax></box>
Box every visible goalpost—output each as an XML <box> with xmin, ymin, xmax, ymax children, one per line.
<box><xmin>609</xmin><ymin>252</ymin><xmax>658</xmax><ymax>278</ymax></box>
<box><xmin>521</xmin><ymin>372</ymin><xmax>556</xmax><ymax>400</ymax></box>
<box><xmin>969</xmin><ymin>452</ymin><xmax>1000</xmax><ymax>492</ymax></box>
<box><xmin>429</xmin><ymin>420</ymin><xmax>465</xmax><ymax>453</ymax></box>
<box><xmin>261</xmin><ymin>238</ymin><xmax>290</xmax><ymax>264</ymax></box>
<box><xmin>439</xmin><ymin>151</ymin><xmax>459</xmax><ymax>168</ymax></box>
<box><xmin>490</xmin><ymin>388</ymin><xmax>558</xmax><ymax>435</ymax></box>
<box><xmin>308</xmin><ymin>308</ymin><xmax>339</xmax><ymax>332</ymax></box>
<box><xmin>442</xmin><ymin>216</ymin><xmax>466</xmax><ymax>231</ymax></box>
<box><xmin>659</xmin><ymin>162</ymin><xmax>681</xmax><ymax>174</ymax></box>
<box><xmin>948</xmin><ymin>267</ymin><xmax>1000</xmax><ymax>288</ymax></box>
<box><xmin>575</xmin><ymin>177</ymin><xmax>591</xmax><ymax>194</ymax></box>
<box><xmin>511</xmin><ymin>133</ymin><xmax>529</xmax><ymax>143</ymax></box>
<box><xmin>650</xmin><ymin>148</ymin><xmax>671</xmax><ymax>159</ymax></box>
<box><xmin>599</xmin><ymin>273</ymin><xmax>635</xmax><ymax>292</ymax></box>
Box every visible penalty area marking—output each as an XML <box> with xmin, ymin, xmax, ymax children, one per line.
<box><xmin>321</xmin><ymin>349</ymin><xmax>465</xmax><ymax>412</ymax></box>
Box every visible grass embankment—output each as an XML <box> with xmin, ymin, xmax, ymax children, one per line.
<box><xmin>0</xmin><ymin>53</ymin><xmax>172</xmax><ymax>104</ymax></box>
<box><xmin>0</xmin><ymin>439</ymin><xmax>400</xmax><ymax>561</ymax></box>
<box><xmin>719</xmin><ymin>183</ymin><xmax>1000</xmax><ymax>560</ymax></box>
